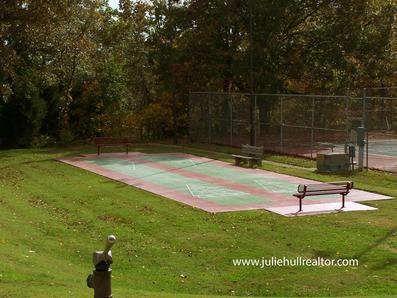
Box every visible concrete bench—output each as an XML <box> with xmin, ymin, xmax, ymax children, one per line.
<box><xmin>232</xmin><ymin>145</ymin><xmax>264</xmax><ymax>168</ymax></box>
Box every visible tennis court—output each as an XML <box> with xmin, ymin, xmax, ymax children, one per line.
<box><xmin>60</xmin><ymin>152</ymin><xmax>391</xmax><ymax>216</ymax></box>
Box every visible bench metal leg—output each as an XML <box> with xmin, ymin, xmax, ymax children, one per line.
<box><xmin>299</xmin><ymin>197</ymin><xmax>303</xmax><ymax>212</ymax></box>
<box><xmin>342</xmin><ymin>194</ymin><xmax>345</xmax><ymax>209</ymax></box>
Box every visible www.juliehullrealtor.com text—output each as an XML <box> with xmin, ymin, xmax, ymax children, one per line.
<box><xmin>232</xmin><ymin>257</ymin><xmax>359</xmax><ymax>268</ymax></box>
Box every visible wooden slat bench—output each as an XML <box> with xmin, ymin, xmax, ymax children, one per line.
<box><xmin>232</xmin><ymin>145</ymin><xmax>264</xmax><ymax>168</ymax></box>
<box><xmin>94</xmin><ymin>137</ymin><xmax>132</xmax><ymax>155</ymax></box>
<box><xmin>293</xmin><ymin>181</ymin><xmax>354</xmax><ymax>212</ymax></box>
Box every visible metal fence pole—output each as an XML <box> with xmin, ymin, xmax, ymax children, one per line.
<box><xmin>208</xmin><ymin>94</ymin><xmax>211</xmax><ymax>144</ymax></box>
<box><xmin>250</xmin><ymin>94</ymin><xmax>256</xmax><ymax>146</ymax></box>
<box><xmin>363</xmin><ymin>88</ymin><xmax>368</xmax><ymax>170</ymax></box>
<box><xmin>254</xmin><ymin>95</ymin><xmax>257</xmax><ymax>146</ymax></box>
<box><xmin>188</xmin><ymin>92</ymin><xmax>191</xmax><ymax>140</ymax></box>
<box><xmin>249</xmin><ymin>0</ymin><xmax>255</xmax><ymax>146</ymax></box>
<box><xmin>280</xmin><ymin>97</ymin><xmax>284</xmax><ymax>152</ymax></box>
<box><xmin>229</xmin><ymin>94</ymin><xmax>233</xmax><ymax>146</ymax></box>
<box><xmin>310</xmin><ymin>97</ymin><xmax>315</xmax><ymax>159</ymax></box>
<box><xmin>345</xmin><ymin>96</ymin><xmax>350</xmax><ymax>144</ymax></box>
<box><xmin>362</xmin><ymin>88</ymin><xmax>367</xmax><ymax>128</ymax></box>
<box><xmin>366</xmin><ymin>129</ymin><xmax>369</xmax><ymax>170</ymax></box>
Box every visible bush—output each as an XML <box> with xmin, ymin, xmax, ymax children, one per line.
<box><xmin>0</xmin><ymin>80</ymin><xmax>47</xmax><ymax>148</ymax></box>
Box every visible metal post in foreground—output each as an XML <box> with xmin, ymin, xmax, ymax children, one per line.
<box><xmin>87</xmin><ymin>235</ymin><xmax>117</xmax><ymax>298</ymax></box>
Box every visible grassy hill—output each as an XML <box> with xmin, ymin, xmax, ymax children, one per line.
<box><xmin>0</xmin><ymin>144</ymin><xmax>396</xmax><ymax>297</ymax></box>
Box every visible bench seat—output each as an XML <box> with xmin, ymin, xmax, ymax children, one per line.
<box><xmin>293</xmin><ymin>190</ymin><xmax>347</xmax><ymax>197</ymax></box>
<box><xmin>232</xmin><ymin>154</ymin><xmax>257</xmax><ymax>160</ymax></box>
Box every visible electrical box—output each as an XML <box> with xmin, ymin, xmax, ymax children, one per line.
<box><xmin>317</xmin><ymin>153</ymin><xmax>350</xmax><ymax>173</ymax></box>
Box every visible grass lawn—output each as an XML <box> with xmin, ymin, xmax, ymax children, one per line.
<box><xmin>0</xmin><ymin>143</ymin><xmax>397</xmax><ymax>297</ymax></box>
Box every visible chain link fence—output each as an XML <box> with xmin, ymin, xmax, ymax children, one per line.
<box><xmin>363</xmin><ymin>88</ymin><xmax>397</xmax><ymax>171</ymax></box>
<box><xmin>189</xmin><ymin>90</ymin><xmax>397</xmax><ymax>172</ymax></box>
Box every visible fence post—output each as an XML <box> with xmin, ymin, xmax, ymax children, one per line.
<box><xmin>362</xmin><ymin>88</ymin><xmax>367</xmax><ymax>128</ymax></box>
<box><xmin>363</xmin><ymin>88</ymin><xmax>368</xmax><ymax>170</ymax></box>
<box><xmin>366</xmin><ymin>129</ymin><xmax>369</xmax><ymax>171</ymax></box>
<box><xmin>188</xmin><ymin>92</ymin><xmax>191</xmax><ymax>141</ymax></box>
<box><xmin>310</xmin><ymin>97</ymin><xmax>315</xmax><ymax>159</ymax></box>
<box><xmin>280</xmin><ymin>97</ymin><xmax>284</xmax><ymax>152</ymax></box>
<box><xmin>250</xmin><ymin>93</ymin><xmax>256</xmax><ymax>146</ymax></box>
<box><xmin>254</xmin><ymin>95</ymin><xmax>257</xmax><ymax>145</ymax></box>
<box><xmin>345</xmin><ymin>96</ymin><xmax>350</xmax><ymax>145</ymax></box>
<box><xmin>229</xmin><ymin>94</ymin><xmax>233</xmax><ymax>146</ymax></box>
<box><xmin>208</xmin><ymin>94</ymin><xmax>211</xmax><ymax>144</ymax></box>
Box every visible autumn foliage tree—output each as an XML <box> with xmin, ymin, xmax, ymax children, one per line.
<box><xmin>0</xmin><ymin>0</ymin><xmax>396</xmax><ymax>147</ymax></box>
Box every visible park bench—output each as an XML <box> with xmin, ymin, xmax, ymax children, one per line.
<box><xmin>293</xmin><ymin>181</ymin><xmax>353</xmax><ymax>212</ymax></box>
<box><xmin>94</xmin><ymin>137</ymin><xmax>132</xmax><ymax>155</ymax></box>
<box><xmin>232</xmin><ymin>144</ymin><xmax>264</xmax><ymax>168</ymax></box>
<box><xmin>314</xmin><ymin>142</ymin><xmax>337</xmax><ymax>152</ymax></box>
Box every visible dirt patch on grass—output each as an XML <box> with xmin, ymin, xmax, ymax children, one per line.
<box><xmin>28</xmin><ymin>196</ymin><xmax>90</xmax><ymax>228</ymax></box>
<box><xmin>97</xmin><ymin>214</ymin><xmax>133</xmax><ymax>224</ymax></box>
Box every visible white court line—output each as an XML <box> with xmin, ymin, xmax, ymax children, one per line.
<box><xmin>253</xmin><ymin>179</ymin><xmax>295</xmax><ymax>194</ymax></box>
<box><xmin>254</xmin><ymin>179</ymin><xmax>277</xmax><ymax>190</ymax></box>
<box><xmin>186</xmin><ymin>184</ymin><xmax>247</xmax><ymax>199</ymax></box>
<box><xmin>253</xmin><ymin>179</ymin><xmax>265</xmax><ymax>189</ymax></box>
<box><xmin>180</xmin><ymin>158</ymin><xmax>196</xmax><ymax>167</ymax></box>
<box><xmin>186</xmin><ymin>184</ymin><xmax>195</xmax><ymax>197</ymax></box>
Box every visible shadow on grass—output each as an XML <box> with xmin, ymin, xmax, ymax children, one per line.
<box><xmin>352</xmin><ymin>225</ymin><xmax>397</xmax><ymax>268</ymax></box>
<box><xmin>371</xmin><ymin>257</ymin><xmax>397</xmax><ymax>270</ymax></box>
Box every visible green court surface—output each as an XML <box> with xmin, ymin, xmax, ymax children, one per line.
<box><xmin>85</xmin><ymin>154</ymin><xmax>335</xmax><ymax>203</ymax></box>
<box><xmin>368</xmin><ymin>138</ymin><xmax>397</xmax><ymax>157</ymax></box>
<box><xmin>61</xmin><ymin>152</ymin><xmax>391</xmax><ymax>214</ymax></box>
<box><xmin>84</xmin><ymin>155</ymin><xmax>271</xmax><ymax>206</ymax></box>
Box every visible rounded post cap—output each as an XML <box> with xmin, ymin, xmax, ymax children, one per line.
<box><xmin>107</xmin><ymin>235</ymin><xmax>116</xmax><ymax>244</ymax></box>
